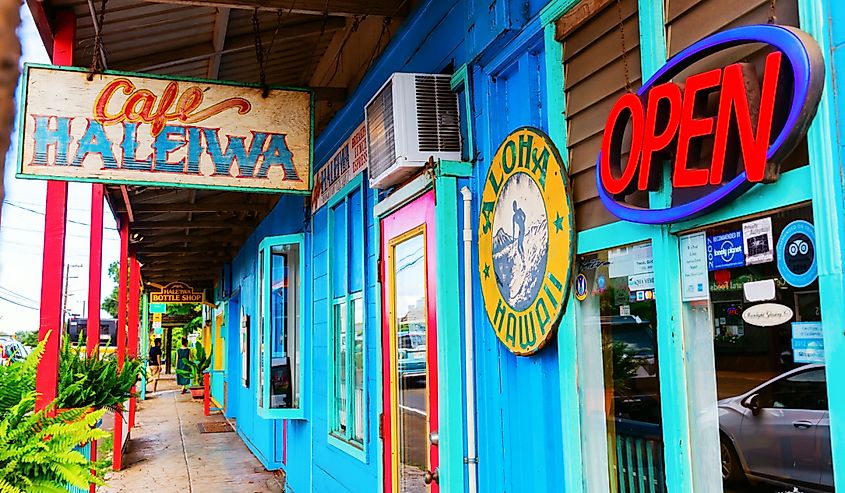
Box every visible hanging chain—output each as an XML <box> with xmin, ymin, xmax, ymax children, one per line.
<box><xmin>251</xmin><ymin>3</ymin><xmax>294</xmax><ymax>98</ymax></box>
<box><xmin>87</xmin><ymin>0</ymin><xmax>108</xmax><ymax>81</ymax></box>
<box><xmin>251</xmin><ymin>8</ymin><xmax>269</xmax><ymax>97</ymax></box>
<box><xmin>615</xmin><ymin>0</ymin><xmax>632</xmax><ymax>93</ymax></box>
<box><xmin>768</xmin><ymin>0</ymin><xmax>777</xmax><ymax>24</ymax></box>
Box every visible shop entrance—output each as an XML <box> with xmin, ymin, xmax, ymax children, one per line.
<box><xmin>381</xmin><ymin>191</ymin><xmax>440</xmax><ymax>493</ymax></box>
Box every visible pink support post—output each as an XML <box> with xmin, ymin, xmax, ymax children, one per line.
<box><xmin>35</xmin><ymin>10</ymin><xmax>74</xmax><ymax>413</ymax></box>
<box><xmin>128</xmin><ymin>254</ymin><xmax>140</xmax><ymax>428</ymax></box>
<box><xmin>87</xmin><ymin>184</ymin><xmax>104</xmax><ymax>356</ymax></box>
<box><xmin>203</xmin><ymin>372</ymin><xmax>210</xmax><ymax>416</ymax></box>
<box><xmin>113</xmin><ymin>221</ymin><xmax>128</xmax><ymax>471</ymax></box>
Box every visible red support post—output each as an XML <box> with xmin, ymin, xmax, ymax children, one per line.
<box><xmin>113</xmin><ymin>221</ymin><xmax>129</xmax><ymax>471</ymax></box>
<box><xmin>87</xmin><ymin>184</ymin><xmax>104</xmax><ymax>356</ymax></box>
<box><xmin>128</xmin><ymin>254</ymin><xmax>140</xmax><ymax>428</ymax></box>
<box><xmin>35</xmin><ymin>10</ymin><xmax>75</xmax><ymax>413</ymax></box>
<box><xmin>203</xmin><ymin>372</ymin><xmax>211</xmax><ymax>416</ymax></box>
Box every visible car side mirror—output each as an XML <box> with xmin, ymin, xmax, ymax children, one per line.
<box><xmin>742</xmin><ymin>393</ymin><xmax>762</xmax><ymax>415</ymax></box>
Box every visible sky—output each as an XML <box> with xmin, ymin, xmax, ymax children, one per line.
<box><xmin>0</xmin><ymin>7</ymin><xmax>119</xmax><ymax>335</ymax></box>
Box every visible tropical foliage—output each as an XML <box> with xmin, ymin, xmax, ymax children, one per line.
<box><xmin>175</xmin><ymin>341</ymin><xmax>212</xmax><ymax>388</ymax></box>
<box><xmin>0</xmin><ymin>340</ymin><xmax>110</xmax><ymax>493</ymax></box>
<box><xmin>55</xmin><ymin>338</ymin><xmax>143</xmax><ymax>412</ymax></box>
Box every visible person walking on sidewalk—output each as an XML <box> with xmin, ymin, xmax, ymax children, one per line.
<box><xmin>148</xmin><ymin>338</ymin><xmax>163</xmax><ymax>394</ymax></box>
<box><xmin>176</xmin><ymin>337</ymin><xmax>191</xmax><ymax>394</ymax></box>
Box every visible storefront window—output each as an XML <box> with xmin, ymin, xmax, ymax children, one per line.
<box><xmin>328</xmin><ymin>184</ymin><xmax>367</xmax><ymax>452</ymax></box>
<box><xmin>257</xmin><ymin>235</ymin><xmax>304</xmax><ymax>419</ymax></box>
<box><xmin>577</xmin><ymin>241</ymin><xmax>667</xmax><ymax>492</ymax></box>
<box><xmin>680</xmin><ymin>205</ymin><xmax>832</xmax><ymax>492</ymax></box>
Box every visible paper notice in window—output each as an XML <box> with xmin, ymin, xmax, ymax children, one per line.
<box><xmin>742</xmin><ymin>217</ymin><xmax>774</xmax><ymax>265</ymax></box>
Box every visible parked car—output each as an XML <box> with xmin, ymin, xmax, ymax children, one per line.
<box><xmin>0</xmin><ymin>337</ymin><xmax>29</xmax><ymax>366</ymax></box>
<box><xmin>397</xmin><ymin>331</ymin><xmax>426</xmax><ymax>379</ymax></box>
<box><xmin>719</xmin><ymin>364</ymin><xmax>833</xmax><ymax>492</ymax></box>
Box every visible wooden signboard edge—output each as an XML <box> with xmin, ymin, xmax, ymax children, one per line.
<box><xmin>16</xmin><ymin>63</ymin><xmax>315</xmax><ymax>195</ymax></box>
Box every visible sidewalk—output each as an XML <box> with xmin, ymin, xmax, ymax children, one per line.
<box><xmin>101</xmin><ymin>375</ymin><xmax>284</xmax><ymax>493</ymax></box>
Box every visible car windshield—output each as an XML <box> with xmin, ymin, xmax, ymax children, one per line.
<box><xmin>399</xmin><ymin>333</ymin><xmax>425</xmax><ymax>350</ymax></box>
<box><xmin>612</xmin><ymin>324</ymin><xmax>656</xmax><ymax>359</ymax></box>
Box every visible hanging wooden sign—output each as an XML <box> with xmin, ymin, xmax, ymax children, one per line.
<box><xmin>17</xmin><ymin>64</ymin><xmax>312</xmax><ymax>193</ymax></box>
<box><xmin>477</xmin><ymin>127</ymin><xmax>575</xmax><ymax>356</ymax></box>
<box><xmin>149</xmin><ymin>281</ymin><xmax>204</xmax><ymax>304</ymax></box>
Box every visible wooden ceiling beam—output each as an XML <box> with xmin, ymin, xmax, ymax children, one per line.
<box><xmin>142</xmin><ymin>0</ymin><xmax>400</xmax><ymax>17</ymax></box>
<box><xmin>130</xmin><ymin>220</ymin><xmax>252</xmax><ymax>230</ymax></box>
<box><xmin>125</xmin><ymin>17</ymin><xmax>345</xmax><ymax>71</ymax></box>
<box><xmin>208</xmin><ymin>7</ymin><xmax>230</xmax><ymax>79</ymax></box>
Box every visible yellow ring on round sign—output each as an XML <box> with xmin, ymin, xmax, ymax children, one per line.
<box><xmin>477</xmin><ymin>127</ymin><xmax>575</xmax><ymax>355</ymax></box>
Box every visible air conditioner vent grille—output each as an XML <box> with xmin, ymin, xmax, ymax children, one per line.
<box><xmin>414</xmin><ymin>75</ymin><xmax>461</xmax><ymax>153</ymax></box>
<box><xmin>366</xmin><ymin>80</ymin><xmax>396</xmax><ymax>180</ymax></box>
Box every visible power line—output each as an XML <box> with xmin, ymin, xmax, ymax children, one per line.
<box><xmin>0</xmin><ymin>286</ymin><xmax>38</xmax><ymax>305</ymax></box>
<box><xmin>3</xmin><ymin>202</ymin><xmax>118</xmax><ymax>231</ymax></box>
<box><xmin>0</xmin><ymin>294</ymin><xmax>38</xmax><ymax>311</ymax></box>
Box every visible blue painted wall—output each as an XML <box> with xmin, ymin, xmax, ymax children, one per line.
<box><xmin>217</xmin><ymin>1</ymin><xmax>567</xmax><ymax>492</ymax></box>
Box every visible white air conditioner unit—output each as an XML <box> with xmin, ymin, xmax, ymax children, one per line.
<box><xmin>365</xmin><ymin>73</ymin><xmax>462</xmax><ymax>189</ymax></box>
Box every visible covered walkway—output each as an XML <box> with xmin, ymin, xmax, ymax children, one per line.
<box><xmin>102</xmin><ymin>375</ymin><xmax>284</xmax><ymax>493</ymax></box>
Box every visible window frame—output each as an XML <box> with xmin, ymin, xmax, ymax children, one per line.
<box><xmin>326</xmin><ymin>174</ymin><xmax>369</xmax><ymax>461</ymax></box>
<box><xmin>257</xmin><ymin>233</ymin><xmax>306</xmax><ymax>420</ymax></box>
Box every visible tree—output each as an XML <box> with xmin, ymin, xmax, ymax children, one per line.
<box><xmin>0</xmin><ymin>1</ymin><xmax>20</xmax><ymax>225</ymax></box>
<box><xmin>102</xmin><ymin>261</ymin><xmax>120</xmax><ymax>318</ymax></box>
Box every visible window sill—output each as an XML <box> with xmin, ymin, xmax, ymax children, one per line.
<box><xmin>327</xmin><ymin>432</ymin><xmax>367</xmax><ymax>463</ymax></box>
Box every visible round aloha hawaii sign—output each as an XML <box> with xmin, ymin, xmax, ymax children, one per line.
<box><xmin>478</xmin><ymin>127</ymin><xmax>575</xmax><ymax>355</ymax></box>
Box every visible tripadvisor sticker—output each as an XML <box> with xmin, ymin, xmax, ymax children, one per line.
<box><xmin>478</xmin><ymin>127</ymin><xmax>575</xmax><ymax>355</ymax></box>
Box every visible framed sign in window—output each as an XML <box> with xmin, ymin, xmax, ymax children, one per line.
<box><xmin>240</xmin><ymin>309</ymin><xmax>250</xmax><ymax>388</ymax></box>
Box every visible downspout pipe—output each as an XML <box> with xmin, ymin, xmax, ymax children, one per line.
<box><xmin>460</xmin><ymin>186</ymin><xmax>478</xmax><ymax>493</ymax></box>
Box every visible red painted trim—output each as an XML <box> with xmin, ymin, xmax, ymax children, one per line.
<box><xmin>113</xmin><ymin>407</ymin><xmax>123</xmax><ymax>471</ymax></box>
<box><xmin>35</xmin><ymin>11</ymin><xmax>75</xmax><ymax>413</ymax></box>
<box><xmin>282</xmin><ymin>420</ymin><xmax>287</xmax><ymax>465</ymax></box>
<box><xmin>380</xmin><ymin>191</ymin><xmax>439</xmax><ymax>493</ymax></box>
<box><xmin>87</xmin><ymin>184</ymin><xmax>104</xmax><ymax>357</ymax></box>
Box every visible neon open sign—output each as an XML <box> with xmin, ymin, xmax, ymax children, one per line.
<box><xmin>597</xmin><ymin>25</ymin><xmax>824</xmax><ymax>224</ymax></box>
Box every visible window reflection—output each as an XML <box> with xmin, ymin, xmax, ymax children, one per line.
<box><xmin>580</xmin><ymin>242</ymin><xmax>667</xmax><ymax>493</ymax></box>
<box><xmin>682</xmin><ymin>206</ymin><xmax>833</xmax><ymax>493</ymax></box>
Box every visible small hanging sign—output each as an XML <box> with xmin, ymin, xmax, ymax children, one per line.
<box><xmin>149</xmin><ymin>281</ymin><xmax>204</xmax><ymax>304</ymax></box>
<box><xmin>311</xmin><ymin>123</ymin><xmax>368</xmax><ymax>212</ymax></box>
<box><xmin>18</xmin><ymin>64</ymin><xmax>313</xmax><ymax>193</ymax></box>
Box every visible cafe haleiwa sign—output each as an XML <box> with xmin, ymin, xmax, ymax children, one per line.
<box><xmin>597</xmin><ymin>25</ymin><xmax>824</xmax><ymax>224</ymax></box>
<box><xmin>478</xmin><ymin>127</ymin><xmax>574</xmax><ymax>355</ymax></box>
<box><xmin>150</xmin><ymin>282</ymin><xmax>204</xmax><ymax>304</ymax></box>
<box><xmin>18</xmin><ymin>64</ymin><xmax>312</xmax><ymax>193</ymax></box>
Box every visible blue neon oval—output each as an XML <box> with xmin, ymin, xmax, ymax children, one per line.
<box><xmin>596</xmin><ymin>24</ymin><xmax>824</xmax><ymax>225</ymax></box>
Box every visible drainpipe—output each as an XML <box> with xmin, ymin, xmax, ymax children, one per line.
<box><xmin>460</xmin><ymin>186</ymin><xmax>478</xmax><ymax>493</ymax></box>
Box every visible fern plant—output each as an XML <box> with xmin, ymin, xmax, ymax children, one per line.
<box><xmin>55</xmin><ymin>338</ymin><xmax>143</xmax><ymax>412</ymax></box>
<box><xmin>0</xmin><ymin>337</ymin><xmax>110</xmax><ymax>492</ymax></box>
<box><xmin>175</xmin><ymin>341</ymin><xmax>212</xmax><ymax>388</ymax></box>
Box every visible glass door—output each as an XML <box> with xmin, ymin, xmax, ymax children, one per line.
<box><xmin>381</xmin><ymin>191</ymin><xmax>439</xmax><ymax>493</ymax></box>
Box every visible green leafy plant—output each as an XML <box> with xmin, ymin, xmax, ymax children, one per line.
<box><xmin>175</xmin><ymin>341</ymin><xmax>212</xmax><ymax>388</ymax></box>
<box><xmin>0</xmin><ymin>337</ymin><xmax>110</xmax><ymax>492</ymax></box>
<box><xmin>55</xmin><ymin>338</ymin><xmax>143</xmax><ymax>412</ymax></box>
<box><xmin>0</xmin><ymin>394</ymin><xmax>110</xmax><ymax>493</ymax></box>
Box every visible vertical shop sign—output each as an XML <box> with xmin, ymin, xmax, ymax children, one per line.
<box><xmin>792</xmin><ymin>321</ymin><xmax>824</xmax><ymax>363</ymax></box>
<box><xmin>311</xmin><ymin>123</ymin><xmax>368</xmax><ymax>212</ymax></box>
<box><xmin>18</xmin><ymin>65</ymin><xmax>313</xmax><ymax>192</ymax></box>
<box><xmin>706</xmin><ymin>230</ymin><xmax>744</xmax><ymax>270</ymax></box>
<box><xmin>743</xmin><ymin>217</ymin><xmax>774</xmax><ymax>265</ymax></box>
<box><xmin>680</xmin><ymin>232</ymin><xmax>709</xmax><ymax>301</ymax></box>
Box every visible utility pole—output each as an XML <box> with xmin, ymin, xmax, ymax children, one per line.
<box><xmin>61</xmin><ymin>264</ymin><xmax>83</xmax><ymax>337</ymax></box>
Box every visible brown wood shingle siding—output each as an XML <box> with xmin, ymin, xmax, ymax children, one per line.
<box><xmin>558</xmin><ymin>0</ymin><xmax>641</xmax><ymax>231</ymax></box>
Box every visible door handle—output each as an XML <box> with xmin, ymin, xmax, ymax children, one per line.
<box><xmin>423</xmin><ymin>467</ymin><xmax>440</xmax><ymax>485</ymax></box>
<box><xmin>793</xmin><ymin>420</ymin><xmax>814</xmax><ymax>429</ymax></box>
